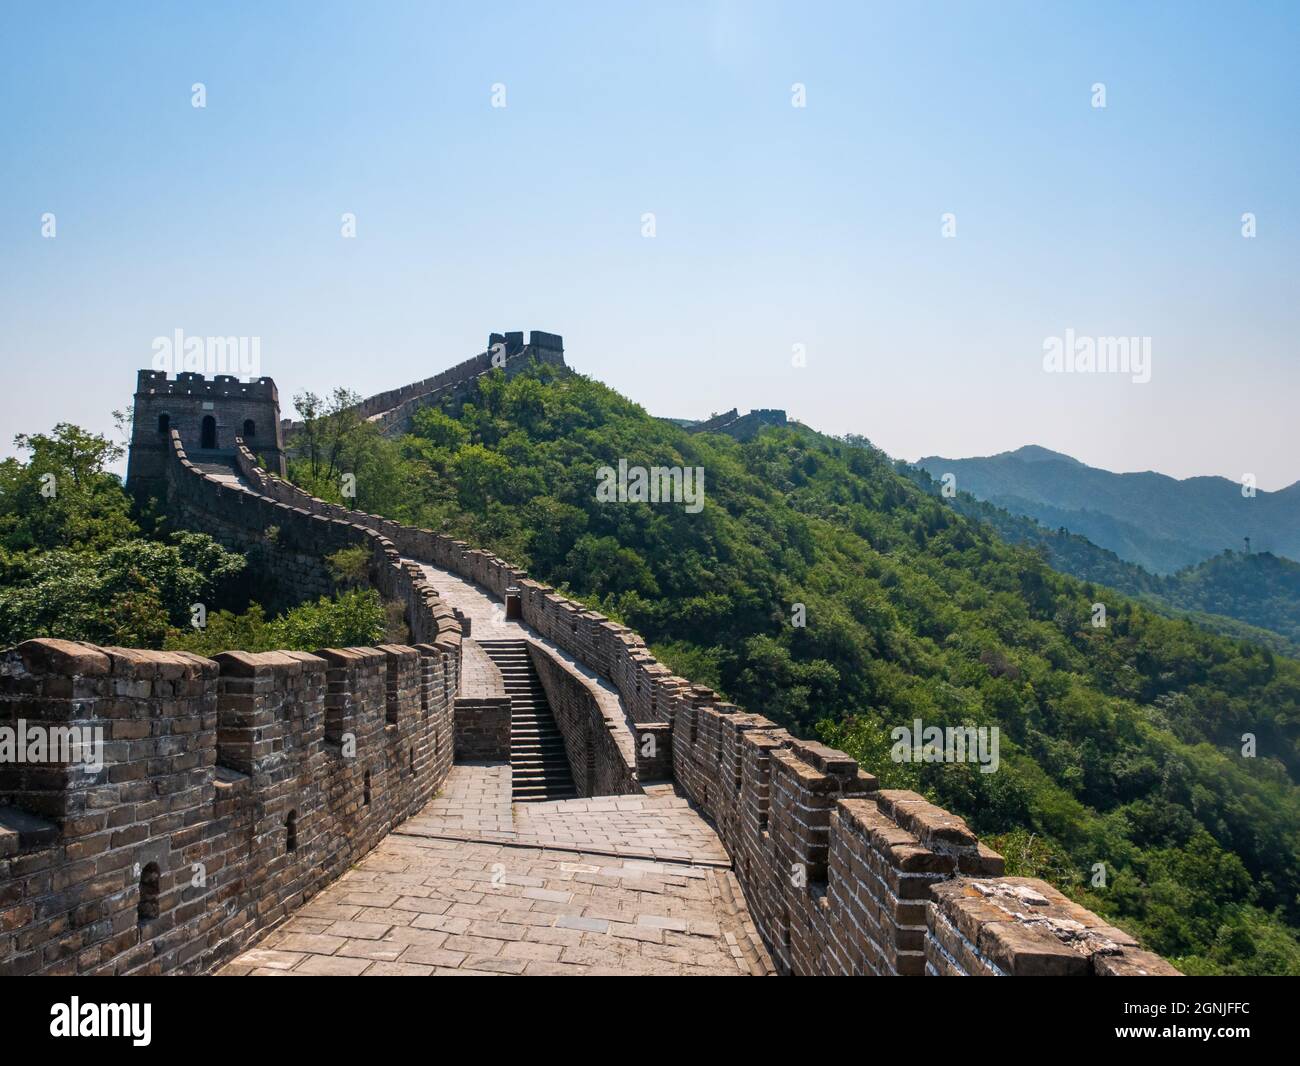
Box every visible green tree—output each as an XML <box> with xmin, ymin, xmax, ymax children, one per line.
<box><xmin>0</xmin><ymin>423</ymin><xmax>136</xmax><ymax>561</ymax></box>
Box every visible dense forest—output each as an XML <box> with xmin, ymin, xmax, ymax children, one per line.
<box><xmin>283</xmin><ymin>362</ymin><xmax>1300</xmax><ymax>976</ymax></box>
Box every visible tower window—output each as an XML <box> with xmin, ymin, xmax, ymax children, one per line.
<box><xmin>200</xmin><ymin>415</ymin><xmax>217</xmax><ymax>449</ymax></box>
<box><xmin>243</xmin><ymin>418</ymin><xmax>256</xmax><ymax>440</ymax></box>
<box><xmin>363</xmin><ymin>769</ymin><xmax>372</xmax><ymax>806</ymax></box>
<box><xmin>286</xmin><ymin>810</ymin><xmax>298</xmax><ymax>853</ymax></box>
<box><xmin>157</xmin><ymin>413</ymin><xmax>170</xmax><ymax>434</ymax></box>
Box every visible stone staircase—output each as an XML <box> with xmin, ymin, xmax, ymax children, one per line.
<box><xmin>190</xmin><ymin>453</ymin><xmax>252</xmax><ymax>491</ymax></box>
<box><xmin>477</xmin><ymin>639</ymin><xmax>577</xmax><ymax>802</ymax></box>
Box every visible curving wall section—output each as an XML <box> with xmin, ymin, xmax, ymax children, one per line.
<box><xmin>222</xmin><ymin>439</ymin><xmax>1180</xmax><ymax>977</ymax></box>
<box><xmin>0</xmin><ymin>345</ymin><xmax>1180</xmax><ymax>976</ymax></box>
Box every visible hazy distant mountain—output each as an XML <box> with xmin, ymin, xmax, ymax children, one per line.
<box><xmin>899</xmin><ymin>460</ymin><xmax>1300</xmax><ymax>656</ymax></box>
<box><xmin>916</xmin><ymin>446</ymin><xmax>1300</xmax><ymax>573</ymax></box>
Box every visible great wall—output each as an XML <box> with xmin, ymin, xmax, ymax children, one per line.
<box><xmin>0</xmin><ymin>331</ymin><xmax>1180</xmax><ymax>977</ymax></box>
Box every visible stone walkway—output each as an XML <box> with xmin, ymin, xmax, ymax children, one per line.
<box><xmin>220</xmin><ymin>764</ymin><xmax>772</xmax><ymax>976</ymax></box>
<box><xmin>401</xmin><ymin>762</ymin><xmax>730</xmax><ymax>864</ymax></box>
<box><xmin>458</xmin><ymin>637</ymin><xmax>505</xmax><ymax>699</ymax></box>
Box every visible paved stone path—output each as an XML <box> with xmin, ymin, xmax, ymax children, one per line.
<box><xmin>458</xmin><ymin>637</ymin><xmax>504</xmax><ymax>699</ymax></box>
<box><xmin>401</xmin><ymin>763</ymin><xmax>729</xmax><ymax>863</ymax></box>
<box><xmin>220</xmin><ymin>764</ymin><xmax>772</xmax><ymax>976</ymax></box>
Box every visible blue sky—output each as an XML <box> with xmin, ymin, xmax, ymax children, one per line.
<box><xmin>2</xmin><ymin>1</ymin><xmax>1297</xmax><ymax>487</ymax></box>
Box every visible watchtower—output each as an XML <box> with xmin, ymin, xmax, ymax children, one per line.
<box><xmin>126</xmin><ymin>370</ymin><xmax>287</xmax><ymax>502</ymax></box>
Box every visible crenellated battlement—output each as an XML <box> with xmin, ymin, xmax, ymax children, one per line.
<box><xmin>0</xmin><ymin>635</ymin><xmax>457</xmax><ymax>975</ymax></box>
<box><xmin>135</xmin><ymin>369</ymin><xmax>281</xmax><ymax>400</ymax></box>
<box><xmin>277</xmin><ymin>328</ymin><xmax>565</xmax><ymax>439</ymax></box>
<box><xmin>689</xmin><ymin>407</ymin><xmax>788</xmax><ymax>441</ymax></box>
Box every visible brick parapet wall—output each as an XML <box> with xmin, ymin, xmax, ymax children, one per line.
<box><xmin>452</xmin><ymin>698</ymin><xmax>511</xmax><ymax>760</ymax></box>
<box><xmin>365</xmin><ymin>344</ymin><xmax>566</xmax><ymax>437</ymax></box>
<box><xmin>634</xmin><ymin>721</ymin><xmax>671</xmax><ymax>781</ymax></box>
<box><xmin>278</xmin><ymin>335</ymin><xmax>565</xmax><ymax>437</ymax></box>
<box><xmin>693</xmin><ymin>408</ymin><xmax>740</xmax><ymax>433</ymax></box>
<box><xmin>170</xmin><ymin>432</ymin><xmax>460</xmax><ymax>653</ymax></box>
<box><xmin>0</xmin><ymin>636</ymin><xmax>458</xmax><ymax>975</ymax></box>
<box><xmin>526</xmin><ymin>642</ymin><xmax>638</xmax><ymax>797</ymax></box>
<box><xmin>926</xmin><ymin>876</ymin><xmax>1180</xmax><ymax>976</ymax></box>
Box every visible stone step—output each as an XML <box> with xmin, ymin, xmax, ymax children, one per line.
<box><xmin>513</xmin><ymin>770</ymin><xmax>573</xmax><ymax>784</ymax></box>
<box><xmin>479</xmin><ymin>638</ymin><xmax>578</xmax><ymax>800</ymax></box>
<box><xmin>513</xmin><ymin>791</ymin><xmax>577</xmax><ymax>803</ymax></box>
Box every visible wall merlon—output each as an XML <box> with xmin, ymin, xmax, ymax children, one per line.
<box><xmin>876</xmin><ymin>789</ymin><xmax>984</xmax><ymax>853</ymax></box>
<box><xmin>924</xmin><ymin>876</ymin><xmax>1180</xmax><ymax>977</ymax></box>
<box><xmin>526</xmin><ymin>641</ymin><xmax>637</xmax><ymax>796</ymax></box>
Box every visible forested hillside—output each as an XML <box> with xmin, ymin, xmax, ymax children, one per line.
<box><xmin>0</xmin><ymin>424</ymin><xmax>392</xmax><ymax>653</ymax></box>
<box><xmin>284</xmin><ymin>362</ymin><xmax>1300</xmax><ymax>975</ymax></box>
<box><xmin>898</xmin><ymin>465</ymin><xmax>1300</xmax><ymax>657</ymax></box>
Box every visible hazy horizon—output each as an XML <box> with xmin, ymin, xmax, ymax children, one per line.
<box><xmin>3</xmin><ymin>1</ymin><xmax>1297</xmax><ymax>489</ymax></box>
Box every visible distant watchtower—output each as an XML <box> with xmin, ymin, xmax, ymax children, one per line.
<box><xmin>125</xmin><ymin>370</ymin><xmax>287</xmax><ymax>503</ymax></box>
